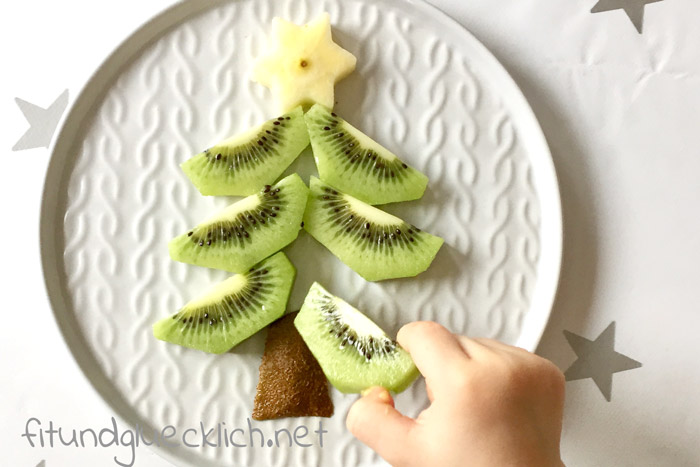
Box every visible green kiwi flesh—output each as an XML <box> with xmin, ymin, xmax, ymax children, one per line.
<box><xmin>294</xmin><ymin>282</ymin><xmax>419</xmax><ymax>393</ymax></box>
<box><xmin>303</xmin><ymin>176</ymin><xmax>443</xmax><ymax>281</ymax></box>
<box><xmin>305</xmin><ymin>104</ymin><xmax>428</xmax><ymax>205</ymax></box>
<box><xmin>153</xmin><ymin>252</ymin><xmax>296</xmax><ymax>354</ymax></box>
<box><xmin>169</xmin><ymin>173</ymin><xmax>309</xmax><ymax>272</ymax></box>
<box><xmin>182</xmin><ymin>107</ymin><xmax>309</xmax><ymax>196</ymax></box>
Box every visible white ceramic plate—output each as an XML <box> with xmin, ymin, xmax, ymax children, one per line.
<box><xmin>40</xmin><ymin>0</ymin><xmax>561</xmax><ymax>465</ymax></box>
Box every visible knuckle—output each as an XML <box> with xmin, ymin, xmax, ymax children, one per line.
<box><xmin>499</xmin><ymin>358</ymin><xmax>527</xmax><ymax>386</ymax></box>
<box><xmin>447</xmin><ymin>363</ymin><xmax>473</xmax><ymax>390</ymax></box>
<box><xmin>517</xmin><ymin>355</ymin><xmax>566</xmax><ymax>394</ymax></box>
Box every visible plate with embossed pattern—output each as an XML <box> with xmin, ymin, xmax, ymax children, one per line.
<box><xmin>40</xmin><ymin>0</ymin><xmax>562</xmax><ymax>465</ymax></box>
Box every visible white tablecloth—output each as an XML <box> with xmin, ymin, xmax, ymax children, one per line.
<box><xmin>2</xmin><ymin>0</ymin><xmax>698</xmax><ymax>465</ymax></box>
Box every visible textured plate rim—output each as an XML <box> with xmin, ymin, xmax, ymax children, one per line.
<box><xmin>39</xmin><ymin>0</ymin><xmax>562</xmax><ymax>466</ymax></box>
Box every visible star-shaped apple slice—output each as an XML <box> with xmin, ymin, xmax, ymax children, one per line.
<box><xmin>252</xmin><ymin>13</ymin><xmax>357</xmax><ymax>112</ymax></box>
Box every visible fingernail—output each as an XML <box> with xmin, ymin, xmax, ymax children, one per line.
<box><xmin>377</xmin><ymin>388</ymin><xmax>392</xmax><ymax>402</ymax></box>
<box><xmin>361</xmin><ymin>386</ymin><xmax>392</xmax><ymax>401</ymax></box>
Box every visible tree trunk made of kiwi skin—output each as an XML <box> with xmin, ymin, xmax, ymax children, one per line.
<box><xmin>253</xmin><ymin>312</ymin><xmax>334</xmax><ymax>421</ymax></box>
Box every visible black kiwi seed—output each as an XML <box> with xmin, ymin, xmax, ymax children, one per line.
<box><xmin>216</xmin><ymin>154</ymin><xmax>222</xmax><ymax>160</ymax></box>
<box><xmin>199</xmin><ymin>241</ymin><xmax>204</xmax><ymax>246</ymax></box>
<box><xmin>263</xmin><ymin>185</ymin><xmax>271</xmax><ymax>193</ymax></box>
<box><xmin>300</xmin><ymin>221</ymin><xmax>305</xmax><ymax>227</ymax></box>
<box><xmin>318</xmin><ymin>295</ymin><xmax>398</xmax><ymax>361</ymax></box>
<box><xmin>331</xmin><ymin>112</ymin><xmax>337</xmax><ymax>117</ymax></box>
<box><xmin>323</xmin><ymin>126</ymin><xmax>331</xmax><ymax>131</ymax></box>
<box><xmin>273</xmin><ymin>121</ymin><xmax>280</xmax><ymax>126</ymax></box>
<box><xmin>257</xmin><ymin>140</ymin><xmax>263</xmax><ymax>146</ymax></box>
<box><xmin>402</xmin><ymin>163</ymin><xmax>408</xmax><ymax>168</ymax></box>
<box><xmin>277</xmin><ymin>117</ymin><xmax>284</xmax><ymax>121</ymax></box>
<box><xmin>187</xmin><ymin>231</ymin><xmax>193</xmax><ymax>237</ymax></box>
<box><xmin>364</xmin><ymin>222</ymin><xmax>370</xmax><ymax>229</ymax></box>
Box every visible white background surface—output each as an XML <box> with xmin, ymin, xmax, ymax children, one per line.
<box><xmin>1</xmin><ymin>1</ymin><xmax>698</xmax><ymax>466</ymax></box>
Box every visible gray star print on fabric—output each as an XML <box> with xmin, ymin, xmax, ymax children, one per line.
<box><xmin>12</xmin><ymin>89</ymin><xmax>69</xmax><ymax>151</ymax></box>
<box><xmin>563</xmin><ymin>322</ymin><xmax>642</xmax><ymax>401</ymax></box>
<box><xmin>591</xmin><ymin>0</ymin><xmax>664</xmax><ymax>33</ymax></box>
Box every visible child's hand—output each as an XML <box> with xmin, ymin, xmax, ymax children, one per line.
<box><xmin>346</xmin><ymin>321</ymin><xmax>565</xmax><ymax>467</ymax></box>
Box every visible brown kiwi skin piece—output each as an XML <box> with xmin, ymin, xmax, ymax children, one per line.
<box><xmin>252</xmin><ymin>312</ymin><xmax>334</xmax><ymax>420</ymax></box>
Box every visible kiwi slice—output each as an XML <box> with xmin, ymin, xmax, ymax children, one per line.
<box><xmin>303</xmin><ymin>176</ymin><xmax>443</xmax><ymax>281</ymax></box>
<box><xmin>152</xmin><ymin>252</ymin><xmax>296</xmax><ymax>354</ymax></box>
<box><xmin>294</xmin><ymin>282</ymin><xmax>419</xmax><ymax>393</ymax></box>
<box><xmin>181</xmin><ymin>106</ymin><xmax>309</xmax><ymax>196</ymax></box>
<box><xmin>169</xmin><ymin>173</ymin><xmax>309</xmax><ymax>272</ymax></box>
<box><xmin>305</xmin><ymin>103</ymin><xmax>428</xmax><ymax>205</ymax></box>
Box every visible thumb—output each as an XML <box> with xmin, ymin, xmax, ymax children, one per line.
<box><xmin>346</xmin><ymin>387</ymin><xmax>416</xmax><ymax>465</ymax></box>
